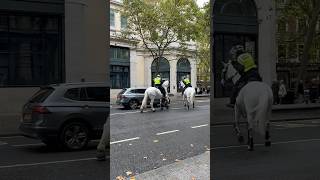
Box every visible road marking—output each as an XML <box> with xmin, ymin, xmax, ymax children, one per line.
<box><xmin>110</xmin><ymin>137</ymin><xmax>140</xmax><ymax>145</ymax></box>
<box><xmin>12</xmin><ymin>143</ymin><xmax>44</xmax><ymax>147</ymax></box>
<box><xmin>156</xmin><ymin>130</ymin><xmax>180</xmax><ymax>135</ymax></box>
<box><xmin>212</xmin><ymin>138</ymin><xmax>320</xmax><ymax>150</ymax></box>
<box><xmin>0</xmin><ymin>141</ymin><xmax>8</xmax><ymax>146</ymax></box>
<box><xmin>191</xmin><ymin>124</ymin><xmax>208</xmax><ymax>129</ymax></box>
<box><xmin>0</xmin><ymin>158</ymin><xmax>96</xmax><ymax>169</ymax></box>
<box><xmin>0</xmin><ymin>136</ymin><xmax>24</xmax><ymax>139</ymax></box>
<box><xmin>111</xmin><ymin>111</ymin><xmax>141</xmax><ymax>116</ymax></box>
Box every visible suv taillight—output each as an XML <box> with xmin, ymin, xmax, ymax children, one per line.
<box><xmin>32</xmin><ymin>106</ymin><xmax>50</xmax><ymax>114</ymax></box>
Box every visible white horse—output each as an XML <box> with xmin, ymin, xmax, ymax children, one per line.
<box><xmin>222</xmin><ymin>61</ymin><xmax>273</xmax><ymax>151</ymax></box>
<box><xmin>140</xmin><ymin>80</ymin><xmax>170</xmax><ymax>113</ymax></box>
<box><xmin>179</xmin><ymin>81</ymin><xmax>196</xmax><ymax>110</ymax></box>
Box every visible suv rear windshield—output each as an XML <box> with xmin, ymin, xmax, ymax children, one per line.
<box><xmin>29</xmin><ymin>87</ymin><xmax>54</xmax><ymax>103</ymax></box>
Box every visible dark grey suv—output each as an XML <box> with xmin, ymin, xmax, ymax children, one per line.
<box><xmin>116</xmin><ymin>87</ymin><xmax>161</xmax><ymax>109</ymax></box>
<box><xmin>19</xmin><ymin>82</ymin><xmax>109</xmax><ymax>150</ymax></box>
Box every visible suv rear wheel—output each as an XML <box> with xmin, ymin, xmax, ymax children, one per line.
<box><xmin>59</xmin><ymin>122</ymin><xmax>89</xmax><ymax>150</ymax></box>
<box><xmin>129</xmin><ymin>100</ymin><xmax>139</xmax><ymax>110</ymax></box>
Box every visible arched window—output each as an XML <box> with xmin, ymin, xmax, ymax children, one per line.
<box><xmin>151</xmin><ymin>57</ymin><xmax>170</xmax><ymax>89</ymax></box>
<box><xmin>214</xmin><ymin>0</ymin><xmax>257</xmax><ymax>17</ymax></box>
<box><xmin>176</xmin><ymin>58</ymin><xmax>191</xmax><ymax>92</ymax></box>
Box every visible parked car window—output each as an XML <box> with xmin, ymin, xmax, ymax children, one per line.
<box><xmin>137</xmin><ymin>89</ymin><xmax>146</xmax><ymax>94</ymax></box>
<box><xmin>29</xmin><ymin>87</ymin><xmax>54</xmax><ymax>103</ymax></box>
<box><xmin>129</xmin><ymin>89</ymin><xmax>137</xmax><ymax>94</ymax></box>
<box><xmin>84</xmin><ymin>87</ymin><xmax>109</xmax><ymax>102</ymax></box>
<box><xmin>64</xmin><ymin>88</ymin><xmax>80</xmax><ymax>100</ymax></box>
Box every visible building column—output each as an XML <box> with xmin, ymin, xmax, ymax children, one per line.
<box><xmin>145</xmin><ymin>57</ymin><xmax>153</xmax><ymax>87</ymax></box>
<box><xmin>190</xmin><ymin>58</ymin><xmax>197</xmax><ymax>88</ymax></box>
<box><xmin>170</xmin><ymin>59</ymin><xmax>177</xmax><ymax>94</ymax></box>
<box><xmin>130</xmin><ymin>49</ymin><xmax>137</xmax><ymax>87</ymax></box>
<box><xmin>65</xmin><ymin>0</ymin><xmax>108</xmax><ymax>83</ymax></box>
<box><xmin>256</xmin><ymin>0</ymin><xmax>277</xmax><ymax>86</ymax></box>
<box><xmin>65</xmin><ymin>0</ymin><xmax>87</xmax><ymax>82</ymax></box>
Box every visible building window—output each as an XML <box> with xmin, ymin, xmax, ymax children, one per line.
<box><xmin>277</xmin><ymin>20</ymin><xmax>286</xmax><ymax>33</ymax></box>
<box><xmin>297</xmin><ymin>19</ymin><xmax>306</xmax><ymax>33</ymax></box>
<box><xmin>288</xmin><ymin>43</ymin><xmax>297</xmax><ymax>59</ymax></box>
<box><xmin>151</xmin><ymin>57</ymin><xmax>170</xmax><ymax>91</ymax></box>
<box><xmin>110</xmin><ymin>46</ymin><xmax>130</xmax><ymax>89</ymax></box>
<box><xmin>110</xmin><ymin>9</ymin><xmax>115</xmax><ymax>28</ymax></box>
<box><xmin>110</xmin><ymin>66</ymin><xmax>130</xmax><ymax>89</ymax></box>
<box><xmin>278</xmin><ymin>44</ymin><xmax>286</xmax><ymax>61</ymax></box>
<box><xmin>121</xmin><ymin>15</ymin><xmax>127</xmax><ymax>29</ymax></box>
<box><xmin>0</xmin><ymin>13</ymin><xmax>63</xmax><ymax>87</ymax></box>
<box><xmin>298</xmin><ymin>44</ymin><xmax>304</xmax><ymax>61</ymax></box>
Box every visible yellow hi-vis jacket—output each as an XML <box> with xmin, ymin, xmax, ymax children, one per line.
<box><xmin>237</xmin><ymin>53</ymin><xmax>257</xmax><ymax>72</ymax></box>
<box><xmin>154</xmin><ymin>77</ymin><xmax>161</xmax><ymax>85</ymax></box>
<box><xmin>183</xmin><ymin>78</ymin><xmax>190</xmax><ymax>85</ymax></box>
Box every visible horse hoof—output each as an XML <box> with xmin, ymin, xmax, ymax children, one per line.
<box><xmin>161</xmin><ymin>107</ymin><xmax>163</xmax><ymax>110</ymax></box>
<box><xmin>152</xmin><ymin>109</ymin><xmax>156</xmax><ymax>112</ymax></box>
<box><xmin>265</xmin><ymin>141</ymin><xmax>271</xmax><ymax>147</ymax></box>
<box><xmin>238</xmin><ymin>136</ymin><xmax>244</xmax><ymax>143</ymax></box>
<box><xmin>140</xmin><ymin>110</ymin><xmax>143</xmax><ymax>113</ymax></box>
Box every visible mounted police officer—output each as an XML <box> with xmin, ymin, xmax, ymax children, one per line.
<box><xmin>154</xmin><ymin>74</ymin><xmax>166</xmax><ymax>98</ymax></box>
<box><xmin>227</xmin><ymin>45</ymin><xmax>262</xmax><ymax>108</ymax></box>
<box><xmin>182</xmin><ymin>75</ymin><xmax>192</xmax><ymax>95</ymax></box>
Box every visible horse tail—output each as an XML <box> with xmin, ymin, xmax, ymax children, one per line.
<box><xmin>141</xmin><ymin>90</ymin><xmax>149</xmax><ymax>110</ymax></box>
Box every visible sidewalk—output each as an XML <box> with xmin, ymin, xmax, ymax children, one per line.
<box><xmin>133</xmin><ymin>151</ymin><xmax>210</xmax><ymax>180</ymax></box>
<box><xmin>212</xmin><ymin>98</ymin><xmax>320</xmax><ymax>125</ymax></box>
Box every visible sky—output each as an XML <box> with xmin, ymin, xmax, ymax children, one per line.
<box><xmin>196</xmin><ymin>0</ymin><xmax>209</xmax><ymax>8</ymax></box>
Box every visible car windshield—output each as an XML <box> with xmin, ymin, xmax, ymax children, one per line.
<box><xmin>29</xmin><ymin>87</ymin><xmax>54</xmax><ymax>103</ymax></box>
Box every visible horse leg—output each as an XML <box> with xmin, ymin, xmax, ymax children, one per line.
<box><xmin>265</xmin><ymin>123</ymin><xmax>271</xmax><ymax>147</ymax></box>
<box><xmin>161</xmin><ymin>98</ymin><xmax>164</xmax><ymax>110</ymax></box>
<box><xmin>234</xmin><ymin>104</ymin><xmax>244</xmax><ymax>143</ymax></box>
<box><xmin>247</xmin><ymin>123</ymin><xmax>254</xmax><ymax>151</ymax></box>
<box><xmin>151</xmin><ymin>98</ymin><xmax>155</xmax><ymax>112</ymax></box>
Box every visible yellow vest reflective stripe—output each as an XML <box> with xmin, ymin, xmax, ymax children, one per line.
<box><xmin>237</xmin><ymin>53</ymin><xmax>257</xmax><ymax>72</ymax></box>
<box><xmin>154</xmin><ymin>77</ymin><xmax>161</xmax><ymax>84</ymax></box>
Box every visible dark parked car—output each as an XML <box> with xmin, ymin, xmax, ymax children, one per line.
<box><xmin>116</xmin><ymin>87</ymin><xmax>161</xmax><ymax>109</ymax></box>
<box><xmin>19</xmin><ymin>82</ymin><xmax>109</xmax><ymax>150</ymax></box>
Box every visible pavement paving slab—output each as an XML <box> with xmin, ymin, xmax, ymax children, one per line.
<box><xmin>134</xmin><ymin>151</ymin><xmax>210</xmax><ymax>180</ymax></box>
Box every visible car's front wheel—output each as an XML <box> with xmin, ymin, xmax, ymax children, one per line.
<box><xmin>59</xmin><ymin>122</ymin><xmax>89</xmax><ymax>150</ymax></box>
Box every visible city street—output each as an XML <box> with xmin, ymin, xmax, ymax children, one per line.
<box><xmin>212</xmin><ymin>119</ymin><xmax>320</xmax><ymax>180</ymax></box>
<box><xmin>0</xmin><ymin>97</ymin><xmax>209</xmax><ymax>180</ymax></box>
<box><xmin>110</xmin><ymin>97</ymin><xmax>210</xmax><ymax>179</ymax></box>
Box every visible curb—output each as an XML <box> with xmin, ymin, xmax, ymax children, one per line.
<box><xmin>211</xmin><ymin>116</ymin><xmax>320</xmax><ymax>126</ymax></box>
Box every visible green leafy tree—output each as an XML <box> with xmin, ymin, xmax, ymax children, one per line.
<box><xmin>195</xmin><ymin>2</ymin><xmax>210</xmax><ymax>87</ymax></box>
<box><xmin>122</xmin><ymin>0</ymin><xmax>200</xmax><ymax>73</ymax></box>
<box><xmin>277</xmin><ymin>0</ymin><xmax>320</xmax><ymax>93</ymax></box>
